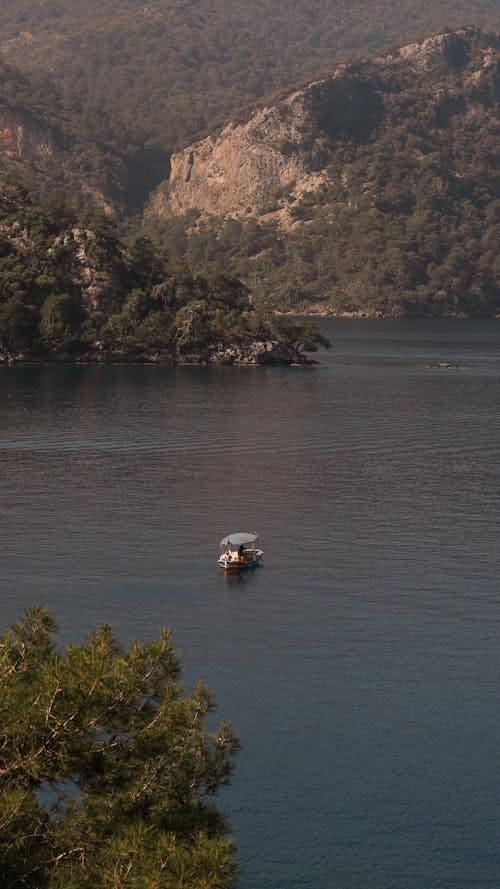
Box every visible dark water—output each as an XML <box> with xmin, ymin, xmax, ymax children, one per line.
<box><xmin>1</xmin><ymin>319</ymin><xmax>499</xmax><ymax>889</ymax></box>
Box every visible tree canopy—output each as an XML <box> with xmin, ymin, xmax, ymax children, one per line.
<box><xmin>0</xmin><ymin>607</ymin><xmax>239</xmax><ymax>888</ymax></box>
<box><xmin>0</xmin><ymin>0</ymin><xmax>498</xmax><ymax>162</ymax></box>
<box><xmin>0</xmin><ymin>181</ymin><xmax>329</xmax><ymax>363</ymax></box>
<box><xmin>146</xmin><ymin>31</ymin><xmax>500</xmax><ymax>317</ymax></box>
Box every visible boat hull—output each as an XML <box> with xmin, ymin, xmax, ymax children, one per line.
<box><xmin>219</xmin><ymin>559</ymin><xmax>259</xmax><ymax>571</ymax></box>
<box><xmin>218</xmin><ymin>551</ymin><xmax>264</xmax><ymax>571</ymax></box>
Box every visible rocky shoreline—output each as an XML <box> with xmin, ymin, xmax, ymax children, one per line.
<box><xmin>277</xmin><ymin>308</ymin><xmax>500</xmax><ymax>319</ymax></box>
<box><xmin>0</xmin><ymin>338</ymin><xmax>316</xmax><ymax>367</ymax></box>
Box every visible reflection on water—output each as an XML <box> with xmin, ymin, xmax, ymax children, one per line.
<box><xmin>1</xmin><ymin>319</ymin><xmax>499</xmax><ymax>889</ymax></box>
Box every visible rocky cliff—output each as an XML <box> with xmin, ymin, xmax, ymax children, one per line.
<box><xmin>2</xmin><ymin>0</ymin><xmax>498</xmax><ymax>191</ymax></box>
<box><xmin>147</xmin><ymin>29</ymin><xmax>499</xmax><ymax>317</ymax></box>
<box><xmin>152</xmin><ymin>29</ymin><xmax>499</xmax><ymax>223</ymax></box>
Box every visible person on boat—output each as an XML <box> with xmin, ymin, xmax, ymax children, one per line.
<box><xmin>238</xmin><ymin>543</ymin><xmax>245</xmax><ymax>562</ymax></box>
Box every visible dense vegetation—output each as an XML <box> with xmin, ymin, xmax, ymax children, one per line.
<box><xmin>146</xmin><ymin>33</ymin><xmax>500</xmax><ymax>317</ymax></box>
<box><xmin>0</xmin><ymin>56</ymin><xmax>157</xmax><ymax>212</ymax></box>
<box><xmin>0</xmin><ymin>181</ymin><xmax>328</xmax><ymax>362</ymax></box>
<box><xmin>0</xmin><ymin>607</ymin><xmax>238</xmax><ymax>887</ymax></box>
<box><xmin>0</xmin><ymin>5</ymin><xmax>497</xmax><ymax>317</ymax></box>
<box><xmin>0</xmin><ymin>0</ymin><xmax>499</xmax><ymax>169</ymax></box>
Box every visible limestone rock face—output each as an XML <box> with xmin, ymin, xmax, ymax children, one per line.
<box><xmin>152</xmin><ymin>76</ymin><xmax>356</xmax><ymax>219</ymax></box>
<box><xmin>395</xmin><ymin>31</ymin><xmax>471</xmax><ymax>73</ymax></box>
<box><xmin>166</xmin><ymin>89</ymin><xmax>326</xmax><ymax>217</ymax></box>
<box><xmin>51</xmin><ymin>228</ymin><xmax>124</xmax><ymax>314</ymax></box>
<box><xmin>151</xmin><ymin>28</ymin><xmax>499</xmax><ymax>223</ymax></box>
<box><xmin>0</xmin><ymin>106</ymin><xmax>54</xmax><ymax>160</ymax></box>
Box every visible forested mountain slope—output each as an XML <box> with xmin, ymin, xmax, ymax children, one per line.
<box><xmin>0</xmin><ymin>0</ymin><xmax>498</xmax><ymax>161</ymax></box>
<box><xmin>0</xmin><ymin>57</ymin><xmax>134</xmax><ymax>210</ymax></box>
<box><xmin>0</xmin><ymin>5</ymin><xmax>498</xmax><ymax>317</ymax></box>
<box><xmin>146</xmin><ymin>29</ymin><xmax>500</xmax><ymax>317</ymax></box>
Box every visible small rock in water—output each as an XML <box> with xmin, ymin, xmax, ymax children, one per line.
<box><xmin>429</xmin><ymin>361</ymin><xmax>465</xmax><ymax>369</ymax></box>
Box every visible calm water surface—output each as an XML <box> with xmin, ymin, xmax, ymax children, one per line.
<box><xmin>1</xmin><ymin>319</ymin><xmax>499</xmax><ymax>888</ymax></box>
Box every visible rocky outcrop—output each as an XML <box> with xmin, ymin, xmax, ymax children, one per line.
<box><xmin>394</xmin><ymin>30</ymin><xmax>472</xmax><ymax>72</ymax></box>
<box><xmin>152</xmin><ymin>74</ymin><xmax>368</xmax><ymax>219</ymax></box>
<box><xmin>151</xmin><ymin>28</ymin><xmax>499</xmax><ymax>222</ymax></box>
<box><xmin>189</xmin><ymin>338</ymin><xmax>312</xmax><ymax>365</ymax></box>
<box><xmin>0</xmin><ymin>106</ymin><xmax>54</xmax><ymax>161</ymax></box>
<box><xmin>50</xmin><ymin>227</ymin><xmax>124</xmax><ymax>314</ymax></box>
<box><xmin>160</xmin><ymin>95</ymin><xmax>322</xmax><ymax>218</ymax></box>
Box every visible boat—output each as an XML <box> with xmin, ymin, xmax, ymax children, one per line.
<box><xmin>218</xmin><ymin>532</ymin><xmax>264</xmax><ymax>571</ymax></box>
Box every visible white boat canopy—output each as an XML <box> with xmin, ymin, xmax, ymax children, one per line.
<box><xmin>220</xmin><ymin>532</ymin><xmax>258</xmax><ymax>548</ymax></box>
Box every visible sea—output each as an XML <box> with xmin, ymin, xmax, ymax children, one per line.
<box><xmin>1</xmin><ymin>317</ymin><xmax>499</xmax><ymax>888</ymax></box>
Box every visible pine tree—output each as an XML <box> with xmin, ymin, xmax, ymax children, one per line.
<box><xmin>0</xmin><ymin>608</ymin><xmax>239</xmax><ymax>888</ymax></box>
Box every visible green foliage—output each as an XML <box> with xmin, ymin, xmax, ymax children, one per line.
<box><xmin>0</xmin><ymin>0</ymin><xmax>498</xmax><ymax>166</ymax></box>
<box><xmin>0</xmin><ymin>180</ymin><xmax>324</xmax><ymax>362</ymax></box>
<box><xmin>0</xmin><ymin>296</ymin><xmax>39</xmax><ymax>353</ymax></box>
<box><xmin>0</xmin><ymin>607</ymin><xmax>238</xmax><ymax>888</ymax></box>
<box><xmin>0</xmin><ymin>4</ymin><xmax>497</xmax><ymax>223</ymax></box>
<box><xmin>272</xmin><ymin>317</ymin><xmax>331</xmax><ymax>354</ymax></box>
<box><xmin>40</xmin><ymin>292</ymin><xmax>85</xmax><ymax>351</ymax></box>
<box><xmin>146</xmin><ymin>31</ymin><xmax>500</xmax><ymax>317</ymax></box>
<box><xmin>0</xmin><ymin>56</ymin><xmax>131</xmax><ymax>212</ymax></box>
